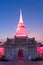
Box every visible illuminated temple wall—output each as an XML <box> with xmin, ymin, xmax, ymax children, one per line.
<box><xmin>3</xmin><ymin>40</ymin><xmax>38</xmax><ymax>60</ymax></box>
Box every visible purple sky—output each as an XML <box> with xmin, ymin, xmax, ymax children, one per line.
<box><xmin>0</xmin><ymin>0</ymin><xmax>43</xmax><ymax>42</ymax></box>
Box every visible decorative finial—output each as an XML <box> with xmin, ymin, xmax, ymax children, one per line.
<box><xmin>19</xmin><ymin>9</ymin><xmax>23</xmax><ymax>23</ymax></box>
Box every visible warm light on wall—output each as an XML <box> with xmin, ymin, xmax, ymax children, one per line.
<box><xmin>0</xmin><ymin>48</ymin><xmax>4</xmax><ymax>56</ymax></box>
<box><xmin>37</xmin><ymin>47</ymin><xmax>43</xmax><ymax>56</ymax></box>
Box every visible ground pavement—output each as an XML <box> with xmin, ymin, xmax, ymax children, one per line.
<box><xmin>0</xmin><ymin>60</ymin><xmax>43</xmax><ymax>65</ymax></box>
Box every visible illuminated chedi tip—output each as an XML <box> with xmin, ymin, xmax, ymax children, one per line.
<box><xmin>15</xmin><ymin>9</ymin><xmax>27</xmax><ymax>37</ymax></box>
<box><xmin>19</xmin><ymin>9</ymin><xmax>23</xmax><ymax>23</ymax></box>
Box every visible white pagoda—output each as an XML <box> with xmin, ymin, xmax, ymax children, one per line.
<box><xmin>2</xmin><ymin>9</ymin><xmax>40</xmax><ymax>60</ymax></box>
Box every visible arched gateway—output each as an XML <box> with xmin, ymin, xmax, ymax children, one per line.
<box><xmin>18</xmin><ymin>49</ymin><xmax>23</xmax><ymax>60</ymax></box>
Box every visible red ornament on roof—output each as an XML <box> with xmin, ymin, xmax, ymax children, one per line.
<box><xmin>0</xmin><ymin>41</ymin><xmax>2</xmax><ymax>43</ymax></box>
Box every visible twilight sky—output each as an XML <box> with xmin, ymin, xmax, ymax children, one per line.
<box><xmin>0</xmin><ymin>0</ymin><xmax>43</xmax><ymax>42</ymax></box>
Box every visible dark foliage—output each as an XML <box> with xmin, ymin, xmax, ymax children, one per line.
<box><xmin>31</xmin><ymin>57</ymin><xmax>43</xmax><ymax>61</ymax></box>
<box><xmin>0</xmin><ymin>55</ymin><xmax>8</xmax><ymax>61</ymax></box>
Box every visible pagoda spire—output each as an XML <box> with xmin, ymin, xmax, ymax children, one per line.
<box><xmin>19</xmin><ymin>9</ymin><xmax>23</xmax><ymax>23</ymax></box>
<box><xmin>15</xmin><ymin>9</ymin><xmax>27</xmax><ymax>37</ymax></box>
